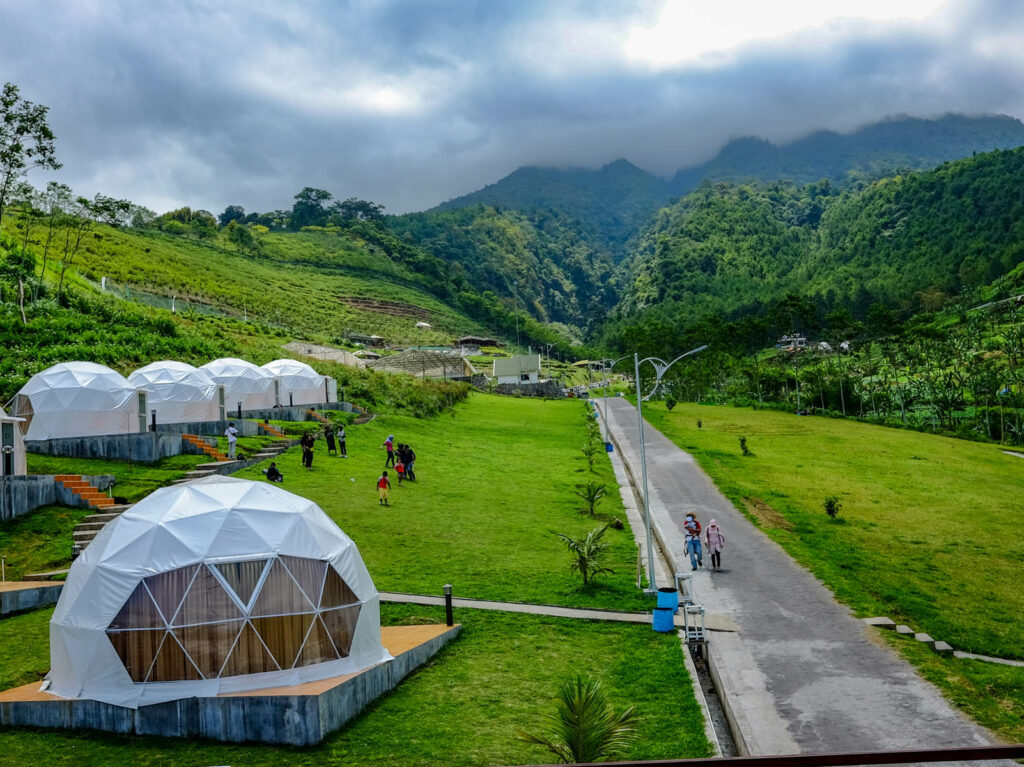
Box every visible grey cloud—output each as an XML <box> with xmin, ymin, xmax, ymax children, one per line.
<box><xmin>1</xmin><ymin>0</ymin><xmax>1022</xmax><ymax>215</ymax></box>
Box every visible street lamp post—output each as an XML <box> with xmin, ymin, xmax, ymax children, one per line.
<box><xmin>631</xmin><ymin>345</ymin><xmax>708</xmax><ymax>592</ymax></box>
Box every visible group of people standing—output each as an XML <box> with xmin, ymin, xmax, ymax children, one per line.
<box><xmin>683</xmin><ymin>513</ymin><xmax>725</xmax><ymax>572</ymax></box>
<box><xmin>377</xmin><ymin>434</ymin><xmax>418</xmax><ymax>505</ymax></box>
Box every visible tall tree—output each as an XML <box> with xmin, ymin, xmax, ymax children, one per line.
<box><xmin>290</xmin><ymin>187</ymin><xmax>332</xmax><ymax>230</ymax></box>
<box><xmin>0</xmin><ymin>83</ymin><xmax>61</xmax><ymax>231</ymax></box>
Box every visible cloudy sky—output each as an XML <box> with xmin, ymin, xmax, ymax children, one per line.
<box><xmin>2</xmin><ymin>0</ymin><xmax>1023</xmax><ymax>215</ymax></box>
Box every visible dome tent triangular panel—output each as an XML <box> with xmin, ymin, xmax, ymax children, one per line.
<box><xmin>48</xmin><ymin>476</ymin><xmax>389</xmax><ymax>708</ymax></box>
<box><xmin>15</xmin><ymin>362</ymin><xmax>146</xmax><ymax>441</ymax></box>
<box><xmin>200</xmin><ymin>358</ymin><xmax>279</xmax><ymax>411</ymax></box>
<box><xmin>128</xmin><ymin>361</ymin><xmax>220</xmax><ymax>425</ymax></box>
<box><xmin>261</xmin><ymin>359</ymin><xmax>327</xmax><ymax>406</ymax></box>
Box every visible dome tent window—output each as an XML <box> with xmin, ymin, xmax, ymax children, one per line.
<box><xmin>105</xmin><ymin>556</ymin><xmax>361</xmax><ymax>683</ymax></box>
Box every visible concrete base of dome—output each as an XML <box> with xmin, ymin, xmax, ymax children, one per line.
<box><xmin>0</xmin><ymin>623</ymin><xmax>460</xmax><ymax>745</ymax></box>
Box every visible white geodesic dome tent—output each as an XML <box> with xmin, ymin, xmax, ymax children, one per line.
<box><xmin>13</xmin><ymin>362</ymin><xmax>147</xmax><ymax>441</ymax></box>
<box><xmin>128</xmin><ymin>361</ymin><xmax>222</xmax><ymax>425</ymax></box>
<box><xmin>48</xmin><ymin>476</ymin><xmax>389</xmax><ymax>708</ymax></box>
<box><xmin>200</xmin><ymin>358</ymin><xmax>278</xmax><ymax>411</ymax></box>
<box><xmin>261</xmin><ymin>359</ymin><xmax>328</xmax><ymax>406</ymax></box>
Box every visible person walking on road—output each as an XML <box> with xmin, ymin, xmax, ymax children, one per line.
<box><xmin>382</xmin><ymin>435</ymin><xmax>395</xmax><ymax>467</ymax></box>
<box><xmin>225</xmin><ymin>422</ymin><xmax>239</xmax><ymax>460</ymax></box>
<box><xmin>377</xmin><ymin>470</ymin><xmax>392</xmax><ymax>505</ymax></box>
<box><xmin>684</xmin><ymin>513</ymin><xmax>703</xmax><ymax>570</ymax></box>
<box><xmin>704</xmin><ymin>518</ymin><xmax>725</xmax><ymax>572</ymax></box>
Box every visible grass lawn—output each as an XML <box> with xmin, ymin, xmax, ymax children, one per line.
<box><xmin>642</xmin><ymin>402</ymin><xmax>1024</xmax><ymax>739</ymax></box>
<box><xmin>0</xmin><ymin>604</ymin><xmax>711</xmax><ymax>766</ymax></box>
<box><xmin>0</xmin><ymin>505</ymin><xmax>90</xmax><ymax>580</ymax></box>
<box><xmin>25</xmin><ymin>453</ymin><xmax>209</xmax><ymax>503</ymax></box>
<box><xmin>234</xmin><ymin>393</ymin><xmax>651</xmax><ymax>612</ymax></box>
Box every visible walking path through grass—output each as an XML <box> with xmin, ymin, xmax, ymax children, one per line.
<box><xmin>601</xmin><ymin>397</ymin><xmax>1005</xmax><ymax>756</ymax></box>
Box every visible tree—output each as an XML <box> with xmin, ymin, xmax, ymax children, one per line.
<box><xmin>331</xmin><ymin>197</ymin><xmax>385</xmax><ymax>224</ymax></box>
<box><xmin>290</xmin><ymin>187</ymin><xmax>332</xmax><ymax>230</ymax></box>
<box><xmin>56</xmin><ymin>196</ymin><xmax>98</xmax><ymax>298</ymax></box>
<box><xmin>0</xmin><ymin>82</ymin><xmax>61</xmax><ymax>232</ymax></box>
<box><xmin>572</xmin><ymin>481</ymin><xmax>607</xmax><ymax>516</ymax></box>
<box><xmin>218</xmin><ymin>204</ymin><xmax>245</xmax><ymax>227</ymax></box>
<box><xmin>517</xmin><ymin>674</ymin><xmax>637</xmax><ymax>764</ymax></box>
<box><xmin>226</xmin><ymin>220</ymin><xmax>261</xmax><ymax>254</ymax></box>
<box><xmin>556</xmin><ymin>524</ymin><xmax>613</xmax><ymax>585</ymax></box>
<box><xmin>35</xmin><ymin>181</ymin><xmax>72</xmax><ymax>299</ymax></box>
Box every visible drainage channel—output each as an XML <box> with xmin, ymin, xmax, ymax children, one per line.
<box><xmin>688</xmin><ymin>642</ymin><xmax>739</xmax><ymax>757</ymax></box>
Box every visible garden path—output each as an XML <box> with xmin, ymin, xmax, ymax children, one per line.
<box><xmin>599</xmin><ymin>397</ymin><xmax>1006</xmax><ymax>759</ymax></box>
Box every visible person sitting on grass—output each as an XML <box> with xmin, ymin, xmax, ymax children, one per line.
<box><xmin>377</xmin><ymin>470</ymin><xmax>392</xmax><ymax>506</ymax></box>
<box><xmin>263</xmin><ymin>462</ymin><xmax>283</xmax><ymax>482</ymax></box>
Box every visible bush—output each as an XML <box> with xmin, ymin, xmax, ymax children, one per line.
<box><xmin>823</xmin><ymin>495</ymin><xmax>842</xmax><ymax>520</ymax></box>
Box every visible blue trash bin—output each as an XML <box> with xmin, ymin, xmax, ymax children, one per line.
<box><xmin>657</xmin><ymin>586</ymin><xmax>679</xmax><ymax>614</ymax></box>
<box><xmin>652</xmin><ymin>607</ymin><xmax>674</xmax><ymax>632</ymax></box>
<box><xmin>605</xmin><ymin>441</ymin><xmax>614</xmax><ymax>453</ymax></box>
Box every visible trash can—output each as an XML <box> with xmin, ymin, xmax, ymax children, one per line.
<box><xmin>605</xmin><ymin>441</ymin><xmax>614</xmax><ymax>453</ymax></box>
<box><xmin>652</xmin><ymin>607</ymin><xmax>674</xmax><ymax>632</ymax></box>
<box><xmin>657</xmin><ymin>586</ymin><xmax>679</xmax><ymax>614</ymax></box>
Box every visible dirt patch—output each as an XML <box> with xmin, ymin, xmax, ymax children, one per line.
<box><xmin>339</xmin><ymin>296</ymin><xmax>431</xmax><ymax>320</ymax></box>
<box><xmin>742</xmin><ymin>497</ymin><xmax>794</xmax><ymax>531</ymax></box>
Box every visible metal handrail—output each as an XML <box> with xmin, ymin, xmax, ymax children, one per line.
<box><xmin>513</xmin><ymin>743</ymin><xmax>1024</xmax><ymax>767</ymax></box>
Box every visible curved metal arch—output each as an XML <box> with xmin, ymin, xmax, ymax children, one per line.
<box><xmin>638</xmin><ymin>345</ymin><xmax>708</xmax><ymax>400</ymax></box>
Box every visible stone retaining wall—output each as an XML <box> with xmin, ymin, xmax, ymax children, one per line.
<box><xmin>26</xmin><ymin>432</ymin><xmax>183</xmax><ymax>463</ymax></box>
<box><xmin>494</xmin><ymin>380</ymin><xmax>564</xmax><ymax>398</ymax></box>
<box><xmin>0</xmin><ymin>475</ymin><xmax>115</xmax><ymax>521</ymax></box>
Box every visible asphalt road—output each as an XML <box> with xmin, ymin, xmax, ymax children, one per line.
<box><xmin>602</xmin><ymin>397</ymin><xmax>1003</xmax><ymax>757</ymax></box>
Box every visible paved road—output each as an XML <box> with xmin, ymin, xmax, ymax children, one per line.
<box><xmin>601</xmin><ymin>397</ymin><xmax>1003</xmax><ymax>757</ymax></box>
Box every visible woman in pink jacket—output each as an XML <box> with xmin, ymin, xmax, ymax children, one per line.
<box><xmin>704</xmin><ymin>519</ymin><xmax>725</xmax><ymax>572</ymax></box>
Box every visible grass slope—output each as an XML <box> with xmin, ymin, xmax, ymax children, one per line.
<box><xmin>235</xmin><ymin>394</ymin><xmax>648</xmax><ymax>611</ymax></box>
<box><xmin>0</xmin><ymin>604</ymin><xmax>710</xmax><ymax>766</ymax></box>
<box><xmin>642</xmin><ymin>402</ymin><xmax>1024</xmax><ymax>739</ymax></box>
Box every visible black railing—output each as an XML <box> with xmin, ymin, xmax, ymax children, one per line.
<box><xmin>515</xmin><ymin>744</ymin><xmax>1024</xmax><ymax>767</ymax></box>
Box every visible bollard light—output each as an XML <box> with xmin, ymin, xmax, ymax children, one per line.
<box><xmin>443</xmin><ymin>583</ymin><xmax>454</xmax><ymax>626</ymax></box>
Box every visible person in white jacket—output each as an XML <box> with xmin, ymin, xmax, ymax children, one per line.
<box><xmin>704</xmin><ymin>518</ymin><xmax>725</xmax><ymax>572</ymax></box>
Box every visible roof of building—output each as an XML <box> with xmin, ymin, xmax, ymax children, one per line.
<box><xmin>366</xmin><ymin>349</ymin><xmax>476</xmax><ymax>379</ymax></box>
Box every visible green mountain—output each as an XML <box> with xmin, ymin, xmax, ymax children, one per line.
<box><xmin>391</xmin><ymin>205</ymin><xmax>617</xmax><ymax>332</ymax></box>
<box><xmin>616</xmin><ymin>145</ymin><xmax>1024</xmax><ymax>331</ymax></box>
<box><xmin>669</xmin><ymin>114</ymin><xmax>1024</xmax><ymax>194</ymax></box>
<box><xmin>432</xmin><ymin>159</ymin><xmax>671</xmax><ymax>256</ymax></box>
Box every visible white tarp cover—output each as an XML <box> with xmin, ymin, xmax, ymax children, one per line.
<box><xmin>16</xmin><ymin>361</ymin><xmax>143</xmax><ymax>441</ymax></box>
<box><xmin>261</xmin><ymin>359</ymin><xmax>326</xmax><ymax>406</ymax></box>
<box><xmin>48</xmin><ymin>476</ymin><xmax>390</xmax><ymax>708</ymax></box>
<box><xmin>128</xmin><ymin>361</ymin><xmax>220</xmax><ymax>425</ymax></box>
<box><xmin>200</xmin><ymin>358</ymin><xmax>278</xmax><ymax>410</ymax></box>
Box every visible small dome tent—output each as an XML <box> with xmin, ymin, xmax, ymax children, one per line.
<box><xmin>48</xmin><ymin>476</ymin><xmax>389</xmax><ymax>708</ymax></box>
<box><xmin>261</xmin><ymin>359</ymin><xmax>329</xmax><ymax>406</ymax></box>
<box><xmin>200</xmin><ymin>358</ymin><xmax>278</xmax><ymax>411</ymax></box>
<box><xmin>13</xmin><ymin>362</ymin><xmax>148</xmax><ymax>441</ymax></box>
<box><xmin>129</xmin><ymin>361</ymin><xmax>223</xmax><ymax>425</ymax></box>
<box><xmin>0</xmin><ymin>405</ymin><xmax>27</xmax><ymax>476</ymax></box>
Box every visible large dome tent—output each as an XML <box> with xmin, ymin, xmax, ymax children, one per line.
<box><xmin>200</xmin><ymin>358</ymin><xmax>279</xmax><ymax>411</ymax></box>
<box><xmin>13</xmin><ymin>362</ymin><xmax>149</xmax><ymax>441</ymax></box>
<box><xmin>48</xmin><ymin>476</ymin><xmax>389</xmax><ymax>708</ymax></box>
<box><xmin>261</xmin><ymin>359</ymin><xmax>329</xmax><ymax>406</ymax></box>
<box><xmin>129</xmin><ymin>361</ymin><xmax>223</xmax><ymax>425</ymax></box>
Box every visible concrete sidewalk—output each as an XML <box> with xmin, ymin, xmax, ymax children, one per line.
<box><xmin>600</xmin><ymin>397</ymin><xmax>1004</xmax><ymax>758</ymax></box>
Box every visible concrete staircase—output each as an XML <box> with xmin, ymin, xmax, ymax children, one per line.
<box><xmin>170</xmin><ymin>438</ymin><xmax>298</xmax><ymax>486</ymax></box>
<box><xmin>71</xmin><ymin>505</ymin><xmax>132</xmax><ymax>550</ymax></box>
<box><xmin>257</xmin><ymin>422</ymin><xmax>287</xmax><ymax>439</ymax></box>
<box><xmin>351</xmin><ymin>405</ymin><xmax>375</xmax><ymax>425</ymax></box>
<box><xmin>182</xmin><ymin>433</ymin><xmax>230</xmax><ymax>462</ymax></box>
<box><xmin>54</xmin><ymin>475</ymin><xmax>116</xmax><ymax>510</ymax></box>
<box><xmin>306</xmin><ymin>409</ymin><xmax>332</xmax><ymax>425</ymax></box>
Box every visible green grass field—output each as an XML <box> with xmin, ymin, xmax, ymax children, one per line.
<box><xmin>0</xmin><ymin>604</ymin><xmax>710</xmax><ymax>766</ymax></box>
<box><xmin>642</xmin><ymin>402</ymin><xmax>1024</xmax><ymax>740</ymax></box>
<box><xmin>234</xmin><ymin>394</ymin><xmax>649</xmax><ymax>611</ymax></box>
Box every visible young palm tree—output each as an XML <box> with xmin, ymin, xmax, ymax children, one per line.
<box><xmin>573</xmin><ymin>481</ymin><xmax>608</xmax><ymax>516</ymax></box>
<box><xmin>517</xmin><ymin>674</ymin><xmax>638</xmax><ymax>763</ymax></box>
<box><xmin>556</xmin><ymin>524</ymin><xmax>613</xmax><ymax>585</ymax></box>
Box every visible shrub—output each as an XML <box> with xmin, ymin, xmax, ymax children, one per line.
<box><xmin>823</xmin><ymin>495</ymin><xmax>842</xmax><ymax>520</ymax></box>
<box><xmin>573</xmin><ymin>481</ymin><xmax>608</xmax><ymax>516</ymax></box>
<box><xmin>739</xmin><ymin>436</ymin><xmax>751</xmax><ymax>456</ymax></box>
<box><xmin>556</xmin><ymin>525</ymin><xmax>613</xmax><ymax>585</ymax></box>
